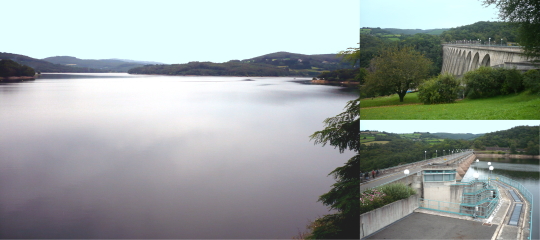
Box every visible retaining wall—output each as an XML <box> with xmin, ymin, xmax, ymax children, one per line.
<box><xmin>360</xmin><ymin>194</ymin><xmax>419</xmax><ymax>239</ymax></box>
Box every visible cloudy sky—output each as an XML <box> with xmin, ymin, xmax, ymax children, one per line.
<box><xmin>1</xmin><ymin>0</ymin><xmax>358</xmax><ymax>64</ymax></box>
<box><xmin>360</xmin><ymin>0</ymin><xmax>500</xmax><ymax>29</ymax></box>
<box><xmin>360</xmin><ymin>121</ymin><xmax>540</xmax><ymax>134</ymax></box>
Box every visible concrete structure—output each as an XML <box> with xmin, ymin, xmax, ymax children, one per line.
<box><xmin>360</xmin><ymin>194</ymin><xmax>419</xmax><ymax>238</ymax></box>
<box><xmin>360</xmin><ymin>152</ymin><xmax>533</xmax><ymax>240</ymax></box>
<box><xmin>441</xmin><ymin>45</ymin><xmax>538</xmax><ymax>77</ymax></box>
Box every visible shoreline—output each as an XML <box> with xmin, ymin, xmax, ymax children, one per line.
<box><xmin>0</xmin><ymin>76</ymin><xmax>36</xmax><ymax>82</ymax></box>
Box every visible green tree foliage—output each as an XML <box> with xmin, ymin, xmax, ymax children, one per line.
<box><xmin>0</xmin><ymin>59</ymin><xmax>35</xmax><ymax>77</ymax></box>
<box><xmin>307</xmin><ymin>98</ymin><xmax>359</xmax><ymax>239</ymax></box>
<box><xmin>463</xmin><ymin>67</ymin><xmax>524</xmax><ymax>98</ymax></box>
<box><xmin>523</xmin><ymin>69</ymin><xmax>540</xmax><ymax>94</ymax></box>
<box><xmin>360</xmin><ymin>138</ymin><xmax>470</xmax><ymax>172</ymax></box>
<box><xmin>440</xmin><ymin>21</ymin><xmax>519</xmax><ymax>44</ymax></box>
<box><xmin>400</xmin><ymin>33</ymin><xmax>443</xmax><ymax>76</ymax></box>
<box><xmin>472</xmin><ymin>125</ymin><xmax>539</xmax><ymax>153</ymax></box>
<box><xmin>418</xmin><ymin>74</ymin><xmax>461</xmax><ymax>104</ymax></box>
<box><xmin>483</xmin><ymin>0</ymin><xmax>540</xmax><ymax>59</ymax></box>
<box><xmin>360</xmin><ymin>34</ymin><xmax>386</xmax><ymax>68</ymax></box>
<box><xmin>364</xmin><ymin>46</ymin><xmax>432</xmax><ymax>102</ymax></box>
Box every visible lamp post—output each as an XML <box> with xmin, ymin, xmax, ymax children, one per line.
<box><xmin>425</xmin><ymin>151</ymin><xmax>427</xmax><ymax>160</ymax></box>
<box><xmin>489</xmin><ymin>166</ymin><xmax>494</xmax><ymax>186</ymax></box>
<box><xmin>436</xmin><ymin>150</ymin><xmax>438</xmax><ymax>158</ymax></box>
<box><xmin>474</xmin><ymin>172</ymin><xmax>479</xmax><ymax>181</ymax></box>
<box><xmin>489</xmin><ymin>37</ymin><xmax>491</xmax><ymax>46</ymax></box>
<box><xmin>501</xmin><ymin>38</ymin><xmax>503</xmax><ymax>46</ymax></box>
<box><xmin>475</xmin><ymin>159</ymin><xmax>479</xmax><ymax>172</ymax></box>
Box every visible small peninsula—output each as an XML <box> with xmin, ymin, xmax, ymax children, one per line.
<box><xmin>0</xmin><ymin>59</ymin><xmax>36</xmax><ymax>81</ymax></box>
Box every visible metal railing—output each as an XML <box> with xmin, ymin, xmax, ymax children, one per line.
<box><xmin>476</xmin><ymin>174</ymin><xmax>533</xmax><ymax>240</ymax></box>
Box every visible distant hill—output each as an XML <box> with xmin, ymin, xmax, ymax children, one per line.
<box><xmin>360</xmin><ymin>27</ymin><xmax>449</xmax><ymax>36</ymax></box>
<box><xmin>471</xmin><ymin>125</ymin><xmax>539</xmax><ymax>154</ymax></box>
<box><xmin>439</xmin><ymin>21</ymin><xmax>519</xmax><ymax>43</ymax></box>
<box><xmin>130</xmin><ymin>51</ymin><xmax>356</xmax><ymax>77</ymax></box>
<box><xmin>0</xmin><ymin>52</ymin><xmax>105</xmax><ymax>73</ymax></box>
<box><xmin>431</xmin><ymin>132</ymin><xmax>484</xmax><ymax>140</ymax></box>
<box><xmin>43</xmin><ymin>56</ymin><xmax>163</xmax><ymax>72</ymax></box>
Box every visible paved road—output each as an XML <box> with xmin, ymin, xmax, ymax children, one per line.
<box><xmin>360</xmin><ymin>152</ymin><xmax>472</xmax><ymax>192</ymax></box>
<box><xmin>363</xmin><ymin>212</ymin><xmax>497</xmax><ymax>239</ymax></box>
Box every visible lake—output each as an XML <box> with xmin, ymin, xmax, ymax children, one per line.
<box><xmin>0</xmin><ymin>73</ymin><xmax>357</xmax><ymax>238</ymax></box>
<box><xmin>463</xmin><ymin>157</ymin><xmax>540</xmax><ymax>240</ymax></box>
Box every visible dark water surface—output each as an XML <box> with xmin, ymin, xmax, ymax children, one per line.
<box><xmin>464</xmin><ymin>158</ymin><xmax>540</xmax><ymax>240</ymax></box>
<box><xmin>0</xmin><ymin>73</ymin><xmax>357</xmax><ymax>238</ymax></box>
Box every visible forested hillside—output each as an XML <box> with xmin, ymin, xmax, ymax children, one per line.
<box><xmin>472</xmin><ymin>125</ymin><xmax>539</xmax><ymax>154</ymax></box>
<box><xmin>0</xmin><ymin>52</ymin><xmax>105</xmax><ymax>73</ymax></box>
<box><xmin>129</xmin><ymin>51</ymin><xmax>355</xmax><ymax>77</ymax></box>
<box><xmin>0</xmin><ymin>59</ymin><xmax>35</xmax><ymax>77</ymax></box>
<box><xmin>360</xmin><ymin>138</ymin><xmax>470</xmax><ymax>172</ymax></box>
<box><xmin>440</xmin><ymin>21</ymin><xmax>519</xmax><ymax>44</ymax></box>
<box><xmin>128</xmin><ymin>61</ymin><xmax>290</xmax><ymax>76</ymax></box>
<box><xmin>43</xmin><ymin>56</ymin><xmax>150</xmax><ymax>72</ymax></box>
<box><xmin>431</xmin><ymin>132</ymin><xmax>484</xmax><ymax>140</ymax></box>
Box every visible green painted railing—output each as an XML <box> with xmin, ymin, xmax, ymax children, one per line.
<box><xmin>476</xmin><ymin>174</ymin><xmax>533</xmax><ymax>240</ymax></box>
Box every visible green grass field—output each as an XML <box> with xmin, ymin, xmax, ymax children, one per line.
<box><xmin>360</xmin><ymin>92</ymin><xmax>540</xmax><ymax>119</ymax></box>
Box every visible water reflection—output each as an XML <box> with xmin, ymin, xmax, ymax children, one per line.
<box><xmin>0</xmin><ymin>73</ymin><xmax>356</xmax><ymax>238</ymax></box>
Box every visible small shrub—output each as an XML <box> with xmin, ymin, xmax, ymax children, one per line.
<box><xmin>379</xmin><ymin>182</ymin><xmax>416</xmax><ymax>200</ymax></box>
<box><xmin>463</xmin><ymin>67</ymin><xmax>502</xmax><ymax>98</ymax></box>
<box><xmin>418</xmin><ymin>74</ymin><xmax>461</xmax><ymax>104</ymax></box>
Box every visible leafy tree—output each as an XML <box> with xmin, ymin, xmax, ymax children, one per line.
<box><xmin>483</xmin><ymin>0</ymin><xmax>540</xmax><ymax>59</ymax></box>
<box><xmin>364</xmin><ymin>45</ymin><xmax>432</xmax><ymax>102</ymax></box>
<box><xmin>501</xmin><ymin>68</ymin><xmax>524</xmax><ymax>94</ymax></box>
<box><xmin>400</xmin><ymin>33</ymin><xmax>443</xmax><ymax>75</ymax></box>
<box><xmin>523</xmin><ymin>69</ymin><xmax>540</xmax><ymax>94</ymax></box>
<box><xmin>307</xmin><ymin>98</ymin><xmax>359</xmax><ymax>239</ymax></box>
<box><xmin>417</xmin><ymin>73</ymin><xmax>461</xmax><ymax>104</ymax></box>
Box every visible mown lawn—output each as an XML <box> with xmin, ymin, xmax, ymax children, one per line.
<box><xmin>360</xmin><ymin>92</ymin><xmax>540</xmax><ymax>119</ymax></box>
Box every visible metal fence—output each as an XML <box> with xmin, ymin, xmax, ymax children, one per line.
<box><xmin>476</xmin><ymin>174</ymin><xmax>533</xmax><ymax>240</ymax></box>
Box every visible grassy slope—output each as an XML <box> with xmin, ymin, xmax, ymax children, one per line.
<box><xmin>360</xmin><ymin>92</ymin><xmax>540</xmax><ymax>119</ymax></box>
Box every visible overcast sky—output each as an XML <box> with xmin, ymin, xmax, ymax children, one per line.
<box><xmin>360</xmin><ymin>0</ymin><xmax>500</xmax><ymax>29</ymax></box>
<box><xmin>360</xmin><ymin>121</ymin><xmax>540</xmax><ymax>134</ymax></box>
<box><xmin>1</xmin><ymin>0</ymin><xmax>359</xmax><ymax>64</ymax></box>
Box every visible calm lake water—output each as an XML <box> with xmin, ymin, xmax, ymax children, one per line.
<box><xmin>0</xmin><ymin>73</ymin><xmax>357</xmax><ymax>238</ymax></box>
<box><xmin>463</xmin><ymin>157</ymin><xmax>540</xmax><ymax>240</ymax></box>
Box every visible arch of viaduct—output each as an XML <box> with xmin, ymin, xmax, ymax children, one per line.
<box><xmin>441</xmin><ymin>45</ymin><xmax>528</xmax><ymax>77</ymax></box>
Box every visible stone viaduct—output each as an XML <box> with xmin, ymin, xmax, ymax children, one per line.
<box><xmin>441</xmin><ymin>44</ymin><xmax>532</xmax><ymax>77</ymax></box>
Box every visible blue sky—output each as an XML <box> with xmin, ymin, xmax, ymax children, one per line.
<box><xmin>360</xmin><ymin>0</ymin><xmax>500</xmax><ymax>29</ymax></box>
<box><xmin>0</xmin><ymin>0</ymin><xmax>359</xmax><ymax>64</ymax></box>
<box><xmin>360</xmin><ymin>121</ymin><xmax>540</xmax><ymax>134</ymax></box>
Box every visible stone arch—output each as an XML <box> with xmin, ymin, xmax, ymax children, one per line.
<box><xmin>462</xmin><ymin>51</ymin><xmax>472</xmax><ymax>74</ymax></box>
<box><xmin>480</xmin><ymin>54</ymin><xmax>491</xmax><ymax>67</ymax></box>
<box><xmin>470</xmin><ymin>52</ymin><xmax>480</xmax><ymax>71</ymax></box>
<box><xmin>452</xmin><ymin>49</ymin><xmax>462</xmax><ymax>75</ymax></box>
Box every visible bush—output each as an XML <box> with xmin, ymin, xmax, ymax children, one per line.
<box><xmin>417</xmin><ymin>74</ymin><xmax>461</xmax><ymax>104</ymax></box>
<box><xmin>463</xmin><ymin>67</ymin><xmax>502</xmax><ymax>98</ymax></box>
<box><xmin>502</xmin><ymin>68</ymin><xmax>524</xmax><ymax>94</ymax></box>
<box><xmin>523</xmin><ymin>69</ymin><xmax>540</xmax><ymax>94</ymax></box>
<box><xmin>379</xmin><ymin>182</ymin><xmax>416</xmax><ymax>200</ymax></box>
